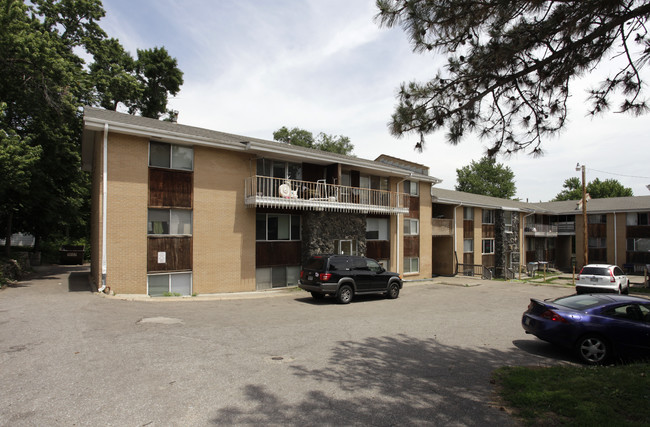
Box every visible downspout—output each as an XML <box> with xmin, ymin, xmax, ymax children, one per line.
<box><xmin>98</xmin><ymin>123</ymin><xmax>108</xmax><ymax>293</ymax></box>
<box><xmin>395</xmin><ymin>174</ymin><xmax>412</xmax><ymax>274</ymax></box>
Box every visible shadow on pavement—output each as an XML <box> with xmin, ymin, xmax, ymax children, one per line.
<box><xmin>214</xmin><ymin>334</ymin><xmax>548</xmax><ymax>425</ymax></box>
<box><xmin>68</xmin><ymin>271</ymin><xmax>92</xmax><ymax>292</ymax></box>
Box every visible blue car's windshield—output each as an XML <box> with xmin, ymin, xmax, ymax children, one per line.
<box><xmin>552</xmin><ymin>295</ymin><xmax>605</xmax><ymax>310</ymax></box>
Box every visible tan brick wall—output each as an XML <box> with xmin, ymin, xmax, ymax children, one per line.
<box><xmin>193</xmin><ymin>146</ymin><xmax>256</xmax><ymax>293</ymax></box>
<box><xmin>607</xmin><ymin>212</ymin><xmax>627</xmax><ymax>267</ymax></box>
<box><xmin>105</xmin><ymin>134</ymin><xmax>148</xmax><ymax>294</ymax></box>
<box><xmin>416</xmin><ymin>182</ymin><xmax>432</xmax><ymax>279</ymax></box>
<box><xmin>474</xmin><ymin>208</ymin><xmax>483</xmax><ymax>265</ymax></box>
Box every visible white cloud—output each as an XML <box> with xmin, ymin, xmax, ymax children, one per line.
<box><xmin>100</xmin><ymin>0</ymin><xmax>650</xmax><ymax>201</ymax></box>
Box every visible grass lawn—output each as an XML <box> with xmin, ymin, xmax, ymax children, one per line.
<box><xmin>493</xmin><ymin>363</ymin><xmax>650</xmax><ymax>426</ymax></box>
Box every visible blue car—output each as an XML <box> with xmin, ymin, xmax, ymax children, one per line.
<box><xmin>522</xmin><ymin>294</ymin><xmax>650</xmax><ymax>365</ymax></box>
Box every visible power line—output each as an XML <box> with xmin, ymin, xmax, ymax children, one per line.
<box><xmin>588</xmin><ymin>168</ymin><xmax>650</xmax><ymax>180</ymax></box>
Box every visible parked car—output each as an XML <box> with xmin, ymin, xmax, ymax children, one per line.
<box><xmin>522</xmin><ymin>294</ymin><xmax>650</xmax><ymax>364</ymax></box>
<box><xmin>576</xmin><ymin>264</ymin><xmax>629</xmax><ymax>295</ymax></box>
<box><xmin>299</xmin><ymin>255</ymin><xmax>402</xmax><ymax>304</ymax></box>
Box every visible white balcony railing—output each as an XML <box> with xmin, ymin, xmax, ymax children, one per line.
<box><xmin>245</xmin><ymin>176</ymin><xmax>409</xmax><ymax>215</ymax></box>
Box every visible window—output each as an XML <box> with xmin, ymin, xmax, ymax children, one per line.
<box><xmin>366</xmin><ymin>218</ymin><xmax>389</xmax><ymax>240</ymax></box>
<box><xmin>482</xmin><ymin>209</ymin><xmax>495</xmax><ymax>224</ymax></box>
<box><xmin>149</xmin><ymin>141</ymin><xmax>193</xmax><ymax>170</ymax></box>
<box><xmin>404</xmin><ymin>257</ymin><xmax>419</xmax><ymax>273</ymax></box>
<box><xmin>628</xmin><ymin>238</ymin><xmax>650</xmax><ymax>252</ymax></box>
<box><xmin>255</xmin><ymin>266</ymin><xmax>301</xmax><ymax>290</ymax></box>
<box><xmin>464</xmin><ymin>239</ymin><xmax>474</xmax><ymax>253</ymax></box>
<box><xmin>504</xmin><ymin>211</ymin><xmax>513</xmax><ymax>233</ymax></box>
<box><xmin>257</xmin><ymin>159</ymin><xmax>302</xmax><ymax>180</ymax></box>
<box><xmin>256</xmin><ymin>214</ymin><xmax>300</xmax><ymax>241</ymax></box>
<box><xmin>482</xmin><ymin>239</ymin><xmax>495</xmax><ymax>254</ymax></box>
<box><xmin>404</xmin><ymin>218</ymin><xmax>419</xmax><ymax>236</ymax></box>
<box><xmin>403</xmin><ymin>180</ymin><xmax>419</xmax><ymax>196</ymax></box>
<box><xmin>148</xmin><ymin>209</ymin><xmax>192</xmax><ymax>235</ymax></box>
<box><xmin>148</xmin><ymin>272</ymin><xmax>192</xmax><ymax>296</ymax></box>
<box><xmin>463</xmin><ymin>207</ymin><xmax>474</xmax><ymax>221</ymax></box>
<box><xmin>588</xmin><ymin>237</ymin><xmax>606</xmax><ymax>248</ymax></box>
<box><xmin>588</xmin><ymin>214</ymin><xmax>607</xmax><ymax>224</ymax></box>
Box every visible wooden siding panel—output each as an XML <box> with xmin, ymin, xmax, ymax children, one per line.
<box><xmin>367</xmin><ymin>240</ymin><xmax>390</xmax><ymax>260</ymax></box>
<box><xmin>404</xmin><ymin>236</ymin><xmax>419</xmax><ymax>257</ymax></box>
<box><xmin>256</xmin><ymin>241</ymin><xmax>301</xmax><ymax>267</ymax></box>
<box><xmin>627</xmin><ymin>226</ymin><xmax>650</xmax><ymax>238</ymax></box>
<box><xmin>464</xmin><ymin>220</ymin><xmax>474</xmax><ymax>238</ymax></box>
<box><xmin>147</xmin><ymin>237</ymin><xmax>192</xmax><ymax>272</ymax></box>
<box><xmin>407</xmin><ymin>196</ymin><xmax>420</xmax><ymax>218</ymax></box>
<box><xmin>149</xmin><ymin>168</ymin><xmax>193</xmax><ymax>208</ymax></box>
<box><xmin>588</xmin><ymin>223</ymin><xmax>606</xmax><ymax>238</ymax></box>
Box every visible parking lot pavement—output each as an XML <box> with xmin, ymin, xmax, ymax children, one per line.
<box><xmin>1</xmin><ymin>266</ymin><xmax>583</xmax><ymax>426</ymax></box>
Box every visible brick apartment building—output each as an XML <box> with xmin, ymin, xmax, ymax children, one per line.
<box><xmin>81</xmin><ymin>107</ymin><xmax>650</xmax><ymax>295</ymax></box>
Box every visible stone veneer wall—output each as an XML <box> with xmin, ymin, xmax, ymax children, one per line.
<box><xmin>301</xmin><ymin>211</ymin><xmax>367</xmax><ymax>265</ymax></box>
<box><xmin>494</xmin><ymin>210</ymin><xmax>520</xmax><ymax>277</ymax></box>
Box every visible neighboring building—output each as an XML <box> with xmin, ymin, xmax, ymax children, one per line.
<box><xmin>430</xmin><ymin>188</ymin><xmax>650</xmax><ymax>277</ymax></box>
<box><xmin>81</xmin><ymin>107</ymin><xmax>650</xmax><ymax>295</ymax></box>
<box><xmin>81</xmin><ymin>107</ymin><xmax>441</xmax><ymax>295</ymax></box>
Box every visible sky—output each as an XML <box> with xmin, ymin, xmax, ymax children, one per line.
<box><xmin>99</xmin><ymin>0</ymin><xmax>650</xmax><ymax>202</ymax></box>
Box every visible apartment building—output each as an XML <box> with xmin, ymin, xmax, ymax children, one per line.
<box><xmin>81</xmin><ymin>107</ymin><xmax>650</xmax><ymax>294</ymax></box>
<box><xmin>81</xmin><ymin>107</ymin><xmax>441</xmax><ymax>295</ymax></box>
<box><xmin>430</xmin><ymin>188</ymin><xmax>650</xmax><ymax>278</ymax></box>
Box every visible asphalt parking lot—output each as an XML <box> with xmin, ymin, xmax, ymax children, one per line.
<box><xmin>1</xmin><ymin>265</ymin><xmax>586</xmax><ymax>426</ymax></box>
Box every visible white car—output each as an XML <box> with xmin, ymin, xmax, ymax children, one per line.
<box><xmin>576</xmin><ymin>264</ymin><xmax>630</xmax><ymax>295</ymax></box>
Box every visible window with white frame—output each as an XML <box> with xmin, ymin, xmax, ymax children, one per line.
<box><xmin>482</xmin><ymin>239</ymin><xmax>495</xmax><ymax>254</ymax></box>
<box><xmin>366</xmin><ymin>217</ymin><xmax>389</xmax><ymax>240</ymax></box>
<box><xmin>403</xmin><ymin>180</ymin><xmax>419</xmax><ymax>196</ymax></box>
<box><xmin>404</xmin><ymin>257</ymin><xmax>419</xmax><ymax>274</ymax></box>
<box><xmin>148</xmin><ymin>272</ymin><xmax>192</xmax><ymax>296</ymax></box>
<box><xmin>627</xmin><ymin>212</ymin><xmax>649</xmax><ymax>226</ymax></box>
<box><xmin>256</xmin><ymin>214</ymin><xmax>300</xmax><ymax>241</ymax></box>
<box><xmin>628</xmin><ymin>238</ymin><xmax>650</xmax><ymax>252</ymax></box>
<box><xmin>148</xmin><ymin>209</ymin><xmax>192</xmax><ymax>235</ymax></box>
<box><xmin>464</xmin><ymin>239</ymin><xmax>474</xmax><ymax>253</ymax></box>
<box><xmin>403</xmin><ymin>218</ymin><xmax>419</xmax><ymax>236</ymax></box>
<box><xmin>463</xmin><ymin>207</ymin><xmax>474</xmax><ymax>221</ymax></box>
<box><xmin>504</xmin><ymin>211</ymin><xmax>513</xmax><ymax>233</ymax></box>
<box><xmin>482</xmin><ymin>209</ymin><xmax>495</xmax><ymax>224</ymax></box>
<box><xmin>149</xmin><ymin>141</ymin><xmax>193</xmax><ymax>171</ymax></box>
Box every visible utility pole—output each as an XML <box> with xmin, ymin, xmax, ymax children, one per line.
<box><xmin>576</xmin><ymin>163</ymin><xmax>588</xmax><ymax>266</ymax></box>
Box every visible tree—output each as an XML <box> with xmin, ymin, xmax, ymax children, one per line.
<box><xmin>455</xmin><ymin>157</ymin><xmax>517</xmax><ymax>199</ymax></box>
<box><xmin>554</xmin><ymin>177</ymin><xmax>633</xmax><ymax>201</ymax></box>
<box><xmin>273</xmin><ymin>127</ymin><xmax>355</xmax><ymax>155</ymax></box>
<box><xmin>273</xmin><ymin>126</ymin><xmax>315</xmax><ymax>148</ymax></box>
<box><xmin>131</xmin><ymin>47</ymin><xmax>184</xmax><ymax>119</ymax></box>
<box><xmin>0</xmin><ymin>0</ymin><xmax>183</xmax><ymax>256</ymax></box>
<box><xmin>375</xmin><ymin>1</ymin><xmax>650</xmax><ymax>156</ymax></box>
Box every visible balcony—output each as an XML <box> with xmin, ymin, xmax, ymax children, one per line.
<box><xmin>432</xmin><ymin>218</ymin><xmax>453</xmax><ymax>236</ymax></box>
<box><xmin>524</xmin><ymin>223</ymin><xmax>558</xmax><ymax>237</ymax></box>
<box><xmin>245</xmin><ymin>176</ymin><xmax>409</xmax><ymax>215</ymax></box>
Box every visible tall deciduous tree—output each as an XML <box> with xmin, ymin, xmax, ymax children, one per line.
<box><xmin>455</xmin><ymin>157</ymin><xmax>517</xmax><ymax>199</ymax></box>
<box><xmin>131</xmin><ymin>47</ymin><xmax>184</xmax><ymax>119</ymax></box>
<box><xmin>0</xmin><ymin>0</ymin><xmax>183</xmax><ymax>256</ymax></box>
<box><xmin>554</xmin><ymin>177</ymin><xmax>633</xmax><ymax>201</ymax></box>
<box><xmin>375</xmin><ymin>0</ymin><xmax>650</xmax><ymax>156</ymax></box>
<box><xmin>273</xmin><ymin>126</ymin><xmax>355</xmax><ymax>155</ymax></box>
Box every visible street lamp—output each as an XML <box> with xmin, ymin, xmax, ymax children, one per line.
<box><xmin>576</xmin><ymin>163</ymin><xmax>588</xmax><ymax>266</ymax></box>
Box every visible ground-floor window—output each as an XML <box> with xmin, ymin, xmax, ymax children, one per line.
<box><xmin>404</xmin><ymin>257</ymin><xmax>419</xmax><ymax>274</ymax></box>
<box><xmin>628</xmin><ymin>238</ymin><xmax>650</xmax><ymax>252</ymax></box>
<box><xmin>148</xmin><ymin>272</ymin><xmax>192</xmax><ymax>296</ymax></box>
<box><xmin>256</xmin><ymin>266</ymin><xmax>300</xmax><ymax>290</ymax></box>
<box><xmin>334</xmin><ymin>239</ymin><xmax>358</xmax><ymax>255</ymax></box>
<box><xmin>482</xmin><ymin>239</ymin><xmax>495</xmax><ymax>254</ymax></box>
